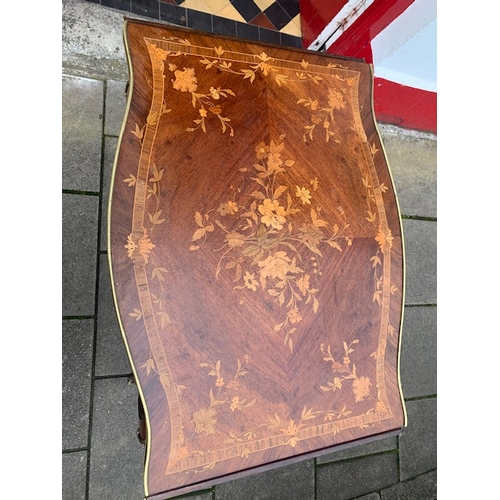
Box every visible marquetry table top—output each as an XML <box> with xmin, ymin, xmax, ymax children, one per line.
<box><xmin>108</xmin><ymin>18</ymin><xmax>406</xmax><ymax>500</ymax></box>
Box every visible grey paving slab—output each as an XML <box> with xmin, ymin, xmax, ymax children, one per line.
<box><xmin>400</xmin><ymin>306</ymin><xmax>437</xmax><ymax>399</ymax></box>
<box><xmin>402</xmin><ymin>219</ymin><xmax>437</xmax><ymax>305</ymax></box>
<box><xmin>63</xmin><ymin>1</ymin><xmax>129</xmax><ymax>80</ymax></box>
<box><xmin>171</xmin><ymin>492</ymin><xmax>213</xmax><ymax>500</ymax></box>
<box><xmin>381</xmin><ymin>470</ymin><xmax>437</xmax><ymax>500</ymax></box>
<box><xmin>88</xmin><ymin>377</ymin><xmax>145</xmax><ymax>500</ymax></box>
<box><xmin>316</xmin><ymin>452</ymin><xmax>399</xmax><ymax>500</ymax></box>
<box><xmin>316</xmin><ymin>434</ymin><xmax>397</xmax><ymax>465</ymax></box>
<box><xmin>214</xmin><ymin>459</ymin><xmax>314</xmax><ymax>500</ymax></box>
<box><xmin>100</xmin><ymin>136</ymin><xmax>118</xmax><ymax>251</ymax></box>
<box><xmin>62</xmin><ymin>319</ymin><xmax>94</xmax><ymax>450</ymax></box>
<box><xmin>96</xmin><ymin>254</ymin><xmax>133</xmax><ymax>376</ymax></box>
<box><xmin>353</xmin><ymin>494</ymin><xmax>380</xmax><ymax>500</ymax></box>
<box><xmin>62</xmin><ymin>450</ymin><xmax>88</xmax><ymax>500</ymax></box>
<box><xmin>62</xmin><ymin>193</ymin><xmax>100</xmax><ymax>316</ymax></box>
<box><xmin>62</xmin><ymin>75</ymin><xmax>104</xmax><ymax>192</ymax></box>
<box><xmin>381</xmin><ymin>128</ymin><xmax>437</xmax><ymax>219</ymax></box>
<box><xmin>105</xmin><ymin>79</ymin><xmax>128</xmax><ymax>137</ymax></box>
<box><xmin>398</xmin><ymin>398</ymin><xmax>437</xmax><ymax>481</ymax></box>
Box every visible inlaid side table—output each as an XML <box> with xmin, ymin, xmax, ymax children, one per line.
<box><xmin>108</xmin><ymin>18</ymin><xmax>406</xmax><ymax>500</ymax></box>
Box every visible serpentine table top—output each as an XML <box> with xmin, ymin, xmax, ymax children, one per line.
<box><xmin>108</xmin><ymin>18</ymin><xmax>406</xmax><ymax>500</ymax></box>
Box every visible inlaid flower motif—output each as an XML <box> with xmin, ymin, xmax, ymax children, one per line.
<box><xmin>295</xmin><ymin>186</ymin><xmax>312</xmax><ymax>205</ymax></box>
<box><xmin>296</xmin><ymin>274</ymin><xmax>310</xmax><ymax>295</ymax></box>
<box><xmin>258</xmin><ymin>199</ymin><xmax>286</xmax><ymax>230</ymax></box>
<box><xmin>352</xmin><ymin>376</ymin><xmax>371</xmax><ymax>402</ymax></box>
<box><xmin>327</xmin><ymin>88</ymin><xmax>345</xmax><ymax>109</ymax></box>
<box><xmin>209</xmin><ymin>86</ymin><xmax>221</xmax><ymax>99</ymax></box>
<box><xmin>172</xmin><ymin>67</ymin><xmax>198</xmax><ymax>92</ymax></box>
<box><xmin>258</xmin><ymin>251</ymin><xmax>294</xmax><ymax>281</ymax></box>
<box><xmin>125</xmin><ymin>228</ymin><xmax>156</xmax><ymax>264</ymax></box>
<box><xmin>230</xmin><ymin>397</ymin><xmax>241</xmax><ymax>411</ymax></box>
<box><xmin>243</xmin><ymin>272</ymin><xmax>258</xmax><ymax>291</ymax></box>
<box><xmin>192</xmin><ymin>406</ymin><xmax>217</xmax><ymax>435</ymax></box>
<box><xmin>226</xmin><ymin>231</ymin><xmax>246</xmax><ymax>248</ymax></box>
<box><xmin>375</xmin><ymin>227</ymin><xmax>393</xmax><ymax>254</ymax></box>
<box><xmin>287</xmin><ymin>307</ymin><xmax>302</xmax><ymax>324</ymax></box>
<box><xmin>217</xmin><ymin>201</ymin><xmax>239</xmax><ymax>216</ymax></box>
<box><xmin>254</xmin><ymin>141</ymin><xmax>270</xmax><ymax>160</ymax></box>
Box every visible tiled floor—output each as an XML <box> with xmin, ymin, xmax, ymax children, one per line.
<box><xmin>87</xmin><ymin>0</ymin><xmax>302</xmax><ymax>47</ymax></box>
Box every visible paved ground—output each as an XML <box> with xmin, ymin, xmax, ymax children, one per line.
<box><xmin>62</xmin><ymin>2</ymin><xmax>437</xmax><ymax>499</ymax></box>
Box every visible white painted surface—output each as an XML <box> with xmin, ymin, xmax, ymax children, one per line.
<box><xmin>371</xmin><ymin>0</ymin><xmax>437</xmax><ymax>92</ymax></box>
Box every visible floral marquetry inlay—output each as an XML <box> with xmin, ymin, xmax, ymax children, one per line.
<box><xmin>109</xmin><ymin>19</ymin><xmax>405</xmax><ymax>500</ymax></box>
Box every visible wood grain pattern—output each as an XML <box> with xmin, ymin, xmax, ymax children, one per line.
<box><xmin>109</xmin><ymin>18</ymin><xmax>405</xmax><ymax>499</ymax></box>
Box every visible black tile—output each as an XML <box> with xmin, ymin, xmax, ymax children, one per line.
<box><xmin>131</xmin><ymin>0</ymin><xmax>159</xmax><ymax>19</ymax></box>
<box><xmin>280</xmin><ymin>32</ymin><xmax>302</xmax><ymax>49</ymax></box>
<box><xmin>264</xmin><ymin>2</ymin><xmax>291</xmax><ymax>30</ymax></box>
<box><xmin>101</xmin><ymin>0</ymin><xmax>131</xmax><ymax>11</ymax></box>
<box><xmin>86</xmin><ymin>0</ymin><xmax>100</xmax><ymax>4</ymax></box>
<box><xmin>212</xmin><ymin>16</ymin><xmax>237</xmax><ymax>38</ymax></box>
<box><xmin>187</xmin><ymin>9</ymin><xmax>213</xmax><ymax>33</ymax></box>
<box><xmin>159</xmin><ymin>3</ymin><xmax>187</xmax><ymax>26</ymax></box>
<box><xmin>259</xmin><ymin>27</ymin><xmax>281</xmax><ymax>46</ymax></box>
<box><xmin>235</xmin><ymin>21</ymin><xmax>260</xmax><ymax>42</ymax></box>
<box><xmin>276</xmin><ymin>0</ymin><xmax>300</xmax><ymax>19</ymax></box>
<box><xmin>230</xmin><ymin>0</ymin><xmax>261</xmax><ymax>22</ymax></box>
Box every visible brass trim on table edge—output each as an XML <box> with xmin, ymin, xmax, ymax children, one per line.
<box><xmin>107</xmin><ymin>18</ymin><xmax>153</xmax><ymax>499</ymax></box>
<box><xmin>369</xmin><ymin>63</ymin><xmax>408</xmax><ymax>428</ymax></box>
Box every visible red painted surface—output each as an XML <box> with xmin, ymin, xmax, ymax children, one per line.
<box><xmin>299</xmin><ymin>0</ymin><xmax>348</xmax><ymax>48</ymax></box>
<box><xmin>326</xmin><ymin>0</ymin><xmax>415</xmax><ymax>61</ymax></box>
<box><xmin>299</xmin><ymin>0</ymin><xmax>436</xmax><ymax>133</ymax></box>
<box><xmin>373</xmin><ymin>77</ymin><xmax>437</xmax><ymax>134</ymax></box>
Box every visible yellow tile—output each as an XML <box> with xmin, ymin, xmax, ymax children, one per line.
<box><xmin>254</xmin><ymin>0</ymin><xmax>275</xmax><ymax>11</ymax></box>
<box><xmin>215</xmin><ymin>4</ymin><xmax>246</xmax><ymax>23</ymax></box>
<box><xmin>280</xmin><ymin>14</ymin><xmax>302</xmax><ymax>37</ymax></box>
<box><xmin>203</xmin><ymin>0</ymin><xmax>232</xmax><ymax>15</ymax></box>
<box><xmin>182</xmin><ymin>0</ymin><xmax>213</xmax><ymax>15</ymax></box>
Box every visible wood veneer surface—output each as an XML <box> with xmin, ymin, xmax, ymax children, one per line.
<box><xmin>109</xmin><ymin>18</ymin><xmax>405</xmax><ymax>499</ymax></box>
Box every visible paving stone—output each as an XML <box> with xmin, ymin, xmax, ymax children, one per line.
<box><xmin>100</xmin><ymin>136</ymin><xmax>118</xmax><ymax>251</ymax></box>
<box><xmin>400</xmin><ymin>306</ymin><xmax>437</xmax><ymax>399</ymax></box>
<box><xmin>316</xmin><ymin>434</ymin><xmax>397</xmax><ymax>465</ymax></box>
<box><xmin>105</xmin><ymin>79</ymin><xmax>128</xmax><ymax>137</ymax></box>
<box><xmin>215</xmin><ymin>459</ymin><xmax>314</xmax><ymax>500</ymax></box>
<box><xmin>62</xmin><ymin>75</ymin><xmax>103</xmax><ymax>192</ymax></box>
<box><xmin>402</xmin><ymin>219</ymin><xmax>437</xmax><ymax>305</ymax></box>
<box><xmin>381</xmin><ymin>131</ymin><xmax>437</xmax><ymax>219</ymax></box>
<box><xmin>62</xmin><ymin>193</ymin><xmax>100</xmax><ymax>316</ymax></box>
<box><xmin>381</xmin><ymin>470</ymin><xmax>437</xmax><ymax>500</ymax></box>
<box><xmin>316</xmin><ymin>452</ymin><xmax>398</xmax><ymax>500</ymax></box>
<box><xmin>62</xmin><ymin>1</ymin><xmax>130</xmax><ymax>80</ymax></box>
<box><xmin>62</xmin><ymin>319</ymin><xmax>94</xmax><ymax>450</ymax></box>
<box><xmin>62</xmin><ymin>451</ymin><xmax>88</xmax><ymax>500</ymax></box>
<box><xmin>88</xmin><ymin>377</ymin><xmax>145</xmax><ymax>500</ymax></box>
<box><xmin>399</xmin><ymin>399</ymin><xmax>437</xmax><ymax>481</ymax></box>
<box><xmin>171</xmin><ymin>492</ymin><xmax>213</xmax><ymax>500</ymax></box>
<box><xmin>95</xmin><ymin>254</ymin><xmax>133</xmax><ymax>376</ymax></box>
<box><xmin>353</xmin><ymin>494</ymin><xmax>380</xmax><ymax>500</ymax></box>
